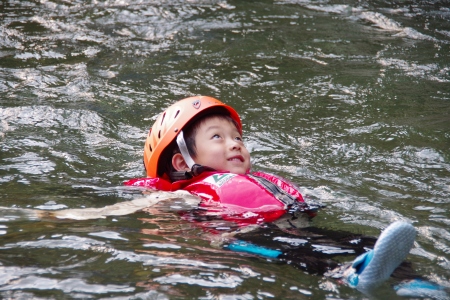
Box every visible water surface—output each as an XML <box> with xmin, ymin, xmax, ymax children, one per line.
<box><xmin>1</xmin><ymin>0</ymin><xmax>449</xmax><ymax>298</ymax></box>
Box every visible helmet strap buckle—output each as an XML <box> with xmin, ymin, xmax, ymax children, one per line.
<box><xmin>169</xmin><ymin>164</ymin><xmax>216</xmax><ymax>182</ymax></box>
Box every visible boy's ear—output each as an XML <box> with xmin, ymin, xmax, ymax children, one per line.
<box><xmin>172</xmin><ymin>153</ymin><xmax>191</xmax><ymax>172</ymax></box>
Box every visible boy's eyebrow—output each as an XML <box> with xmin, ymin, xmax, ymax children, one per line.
<box><xmin>203</xmin><ymin>124</ymin><xmax>241</xmax><ymax>134</ymax></box>
<box><xmin>204</xmin><ymin>125</ymin><xmax>222</xmax><ymax>131</ymax></box>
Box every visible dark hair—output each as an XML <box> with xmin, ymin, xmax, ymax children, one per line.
<box><xmin>157</xmin><ymin>110</ymin><xmax>240</xmax><ymax>181</ymax></box>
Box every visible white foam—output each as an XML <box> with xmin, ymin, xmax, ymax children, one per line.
<box><xmin>305</xmin><ymin>4</ymin><xmax>351</xmax><ymax>14</ymax></box>
<box><xmin>359</xmin><ymin>11</ymin><xmax>403</xmax><ymax>31</ymax></box>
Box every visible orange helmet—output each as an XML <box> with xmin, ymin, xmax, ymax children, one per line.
<box><xmin>143</xmin><ymin>96</ymin><xmax>242</xmax><ymax>178</ymax></box>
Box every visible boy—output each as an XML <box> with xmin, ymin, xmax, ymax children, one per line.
<box><xmin>125</xmin><ymin>96</ymin><xmax>320</xmax><ymax>225</ymax></box>
<box><xmin>125</xmin><ymin>96</ymin><xmax>437</xmax><ymax>295</ymax></box>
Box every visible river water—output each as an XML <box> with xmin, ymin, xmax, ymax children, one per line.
<box><xmin>1</xmin><ymin>0</ymin><xmax>449</xmax><ymax>299</ymax></box>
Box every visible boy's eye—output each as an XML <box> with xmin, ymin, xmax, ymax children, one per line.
<box><xmin>212</xmin><ymin>134</ymin><xmax>221</xmax><ymax>139</ymax></box>
<box><xmin>235</xmin><ymin>136</ymin><xmax>242</xmax><ymax>141</ymax></box>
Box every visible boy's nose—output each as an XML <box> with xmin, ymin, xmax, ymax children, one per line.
<box><xmin>229</xmin><ymin>139</ymin><xmax>241</xmax><ymax>150</ymax></box>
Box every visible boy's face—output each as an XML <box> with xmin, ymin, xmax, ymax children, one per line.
<box><xmin>193</xmin><ymin>116</ymin><xmax>251</xmax><ymax>174</ymax></box>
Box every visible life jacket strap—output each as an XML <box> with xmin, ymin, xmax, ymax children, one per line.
<box><xmin>247</xmin><ymin>174</ymin><xmax>325</xmax><ymax>215</ymax></box>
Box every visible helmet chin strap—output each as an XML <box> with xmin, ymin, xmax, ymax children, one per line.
<box><xmin>176</xmin><ymin>130</ymin><xmax>196</xmax><ymax>170</ymax></box>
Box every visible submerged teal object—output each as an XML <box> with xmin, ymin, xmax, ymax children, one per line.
<box><xmin>227</xmin><ymin>240</ymin><xmax>282</xmax><ymax>258</ymax></box>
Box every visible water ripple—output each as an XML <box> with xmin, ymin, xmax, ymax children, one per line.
<box><xmin>0</xmin><ymin>275</ymin><xmax>135</xmax><ymax>294</ymax></box>
<box><xmin>153</xmin><ymin>273</ymin><xmax>243</xmax><ymax>288</ymax></box>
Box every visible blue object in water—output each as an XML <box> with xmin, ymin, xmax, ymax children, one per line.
<box><xmin>226</xmin><ymin>240</ymin><xmax>282</xmax><ymax>258</ymax></box>
<box><xmin>395</xmin><ymin>279</ymin><xmax>448</xmax><ymax>298</ymax></box>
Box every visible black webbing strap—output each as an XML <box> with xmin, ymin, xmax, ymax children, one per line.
<box><xmin>170</xmin><ymin>164</ymin><xmax>216</xmax><ymax>182</ymax></box>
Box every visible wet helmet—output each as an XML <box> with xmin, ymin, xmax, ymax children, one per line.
<box><xmin>143</xmin><ymin>96</ymin><xmax>242</xmax><ymax>178</ymax></box>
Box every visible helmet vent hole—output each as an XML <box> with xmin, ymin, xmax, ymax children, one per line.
<box><xmin>160</xmin><ymin>112</ymin><xmax>166</xmax><ymax>125</ymax></box>
<box><xmin>174</xmin><ymin>110</ymin><xmax>180</xmax><ymax>119</ymax></box>
<box><xmin>148</xmin><ymin>128</ymin><xmax>152</xmax><ymax>136</ymax></box>
<box><xmin>158</xmin><ymin>130</ymin><xmax>161</xmax><ymax>139</ymax></box>
<box><xmin>149</xmin><ymin>144</ymin><xmax>152</xmax><ymax>152</ymax></box>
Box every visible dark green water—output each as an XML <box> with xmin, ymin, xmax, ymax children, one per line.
<box><xmin>1</xmin><ymin>0</ymin><xmax>449</xmax><ymax>298</ymax></box>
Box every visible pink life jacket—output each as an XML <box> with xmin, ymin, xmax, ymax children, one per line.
<box><xmin>124</xmin><ymin>171</ymin><xmax>316</xmax><ymax>225</ymax></box>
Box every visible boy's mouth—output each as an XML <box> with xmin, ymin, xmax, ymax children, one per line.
<box><xmin>228</xmin><ymin>155</ymin><xmax>244</xmax><ymax>162</ymax></box>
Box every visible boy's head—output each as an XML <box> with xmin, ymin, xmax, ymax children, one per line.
<box><xmin>143</xmin><ymin>96</ymin><xmax>251</xmax><ymax>181</ymax></box>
